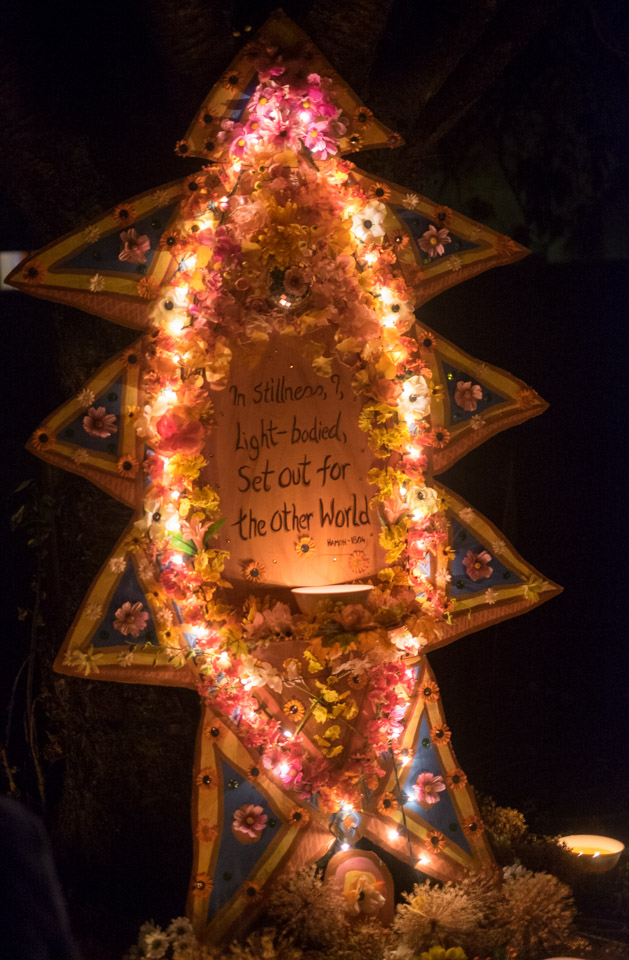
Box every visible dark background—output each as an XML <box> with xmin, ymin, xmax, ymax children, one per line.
<box><xmin>1</xmin><ymin>0</ymin><xmax>628</xmax><ymax>954</ymax></box>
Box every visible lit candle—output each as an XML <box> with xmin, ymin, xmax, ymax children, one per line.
<box><xmin>291</xmin><ymin>583</ymin><xmax>373</xmax><ymax>616</ymax></box>
<box><xmin>559</xmin><ymin>834</ymin><xmax>624</xmax><ymax>874</ymax></box>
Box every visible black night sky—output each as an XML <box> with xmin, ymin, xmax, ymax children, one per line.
<box><xmin>1</xmin><ymin>0</ymin><xmax>628</xmax><ymax>953</ymax></box>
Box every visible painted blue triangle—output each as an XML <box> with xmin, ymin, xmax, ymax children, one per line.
<box><xmin>60</xmin><ymin>378</ymin><xmax>124</xmax><ymax>454</ymax></box>
<box><xmin>229</xmin><ymin>76</ymin><xmax>259</xmax><ymax>122</ymax></box>
<box><xmin>404</xmin><ymin>714</ymin><xmax>470</xmax><ymax>854</ymax></box>
<box><xmin>53</xmin><ymin>202</ymin><xmax>179</xmax><ymax>275</ymax></box>
<box><xmin>90</xmin><ymin>561</ymin><xmax>157</xmax><ymax>648</ymax></box>
<box><xmin>208</xmin><ymin>761</ymin><xmax>281</xmax><ymax>919</ymax></box>
<box><xmin>449</xmin><ymin>519</ymin><xmax>524</xmax><ymax>596</ymax></box>
<box><xmin>443</xmin><ymin>362</ymin><xmax>511</xmax><ymax>425</ymax></box>
<box><xmin>395</xmin><ymin>208</ymin><xmax>477</xmax><ymax>261</ymax></box>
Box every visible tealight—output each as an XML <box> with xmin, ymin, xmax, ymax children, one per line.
<box><xmin>291</xmin><ymin>583</ymin><xmax>373</xmax><ymax>616</ymax></box>
<box><xmin>559</xmin><ymin>834</ymin><xmax>624</xmax><ymax>874</ymax></box>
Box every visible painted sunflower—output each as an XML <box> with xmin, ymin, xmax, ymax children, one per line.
<box><xmin>295</xmin><ymin>536</ymin><xmax>316</xmax><ymax>559</ymax></box>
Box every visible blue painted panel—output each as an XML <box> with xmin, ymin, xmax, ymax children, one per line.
<box><xmin>58</xmin><ymin>203</ymin><xmax>178</xmax><ymax>275</ymax></box>
<box><xmin>396</xmin><ymin>209</ymin><xmax>476</xmax><ymax>260</ymax></box>
<box><xmin>208</xmin><ymin>761</ymin><xmax>280</xmax><ymax>918</ymax></box>
<box><xmin>90</xmin><ymin>561</ymin><xmax>157</xmax><ymax>648</ymax></box>
<box><xmin>405</xmin><ymin>714</ymin><xmax>470</xmax><ymax>853</ymax></box>
<box><xmin>450</xmin><ymin>520</ymin><xmax>523</xmax><ymax>595</ymax></box>
<box><xmin>60</xmin><ymin>378</ymin><xmax>124</xmax><ymax>453</ymax></box>
<box><xmin>443</xmin><ymin>362</ymin><xmax>510</xmax><ymax>425</ymax></box>
<box><xmin>230</xmin><ymin>76</ymin><xmax>260</xmax><ymax>121</ymax></box>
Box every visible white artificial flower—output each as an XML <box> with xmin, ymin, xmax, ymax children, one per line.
<box><xmin>144</xmin><ymin>928</ymin><xmax>169</xmax><ymax>959</ymax></box>
<box><xmin>397</xmin><ymin>375</ymin><xmax>431</xmax><ymax>420</ymax></box>
<box><xmin>109</xmin><ymin>557</ymin><xmax>126</xmax><ymax>573</ymax></box>
<box><xmin>89</xmin><ymin>273</ymin><xmax>105</xmax><ymax>292</ymax></box>
<box><xmin>469</xmin><ymin>414</ymin><xmax>486</xmax><ymax>431</ymax></box>
<box><xmin>402</xmin><ymin>193</ymin><xmax>420</xmax><ymax>209</ymax></box>
<box><xmin>351</xmin><ymin>201</ymin><xmax>387</xmax><ymax>242</ymax></box>
<box><xmin>459</xmin><ymin>507</ymin><xmax>475</xmax><ymax>523</ymax></box>
<box><xmin>117</xmin><ymin>649</ymin><xmax>135</xmax><ymax>667</ymax></box>
<box><xmin>71</xmin><ymin>448</ymin><xmax>89</xmax><ymax>464</ymax></box>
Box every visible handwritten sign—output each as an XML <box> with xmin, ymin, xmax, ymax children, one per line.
<box><xmin>205</xmin><ymin>334</ymin><xmax>384</xmax><ymax>589</ymax></box>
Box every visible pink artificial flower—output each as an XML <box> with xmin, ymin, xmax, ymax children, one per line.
<box><xmin>155</xmin><ymin>412</ymin><xmax>204</xmax><ymax>456</ymax></box>
<box><xmin>454</xmin><ymin>380</ymin><xmax>483</xmax><ymax>412</ymax></box>
<box><xmin>118</xmin><ymin>228</ymin><xmax>151</xmax><ymax>264</ymax></box>
<box><xmin>370</xmin><ymin>378</ymin><xmax>403</xmax><ymax>404</ymax></box>
<box><xmin>83</xmin><ymin>406</ymin><xmax>118</xmax><ymax>438</ymax></box>
<box><xmin>462</xmin><ymin>549</ymin><xmax>493</xmax><ymax>581</ymax></box>
<box><xmin>283</xmin><ymin>266</ymin><xmax>309</xmax><ymax>297</ymax></box>
<box><xmin>418</xmin><ymin>224</ymin><xmax>451</xmax><ymax>258</ymax></box>
<box><xmin>232</xmin><ymin>804</ymin><xmax>268</xmax><ymax>839</ymax></box>
<box><xmin>413</xmin><ymin>771</ymin><xmax>446</xmax><ymax>805</ymax></box>
<box><xmin>113</xmin><ymin>601</ymin><xmax>149</xmax><ymax>637</ymax></box>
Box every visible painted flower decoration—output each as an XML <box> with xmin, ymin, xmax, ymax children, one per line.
<box><xmin>233</xmin><ymin>803</ymin><xmax>268</xmax><ymax>839</ymax></box>
<box><xmin>295</xmin><ymin>536</ymin><xmax>315</xmax><ymax>558</ymax></box>
<box><xmin>113</xmin><ymin>601</ymin><xmax>149</xmax><ymax>637</ymax></box>
<box><xmin>83</xmin><ymin>406</ymin><xmax>118</xmax><ymax>438</ymax></box>
<box><xmin>347</xmin><ymin>550</ymin><xmax>369</xmax><ymax>574</ymax></box>
<box><xmin>462</xmin><ymin>549</ymin><xmax>493</xmax><ymax>581</ymax></box>
<box><xmin>419</xmin><ymin>224</ymin><xmax>451</xmax><ymax>257</ymax></box>
<box><xmin>454</xmin><ymin>380</ymin><xmax>483</xmax><ymax>412</ymax></box>
<box><xmin>118</xmin><ymin>228</ymin><xmax>151</xmax><ymax>264</ymax></box>
<box><xmin>413</xmin><ymin>771</ymin><xmax>446</xmax><ymax>806</ymax></box>
<box><xmin>351</xmin><ymin>201</ymin><xmax>387</xmax><ymax>242</ymax></box>
<box><xmin>418</xmin><ymin>680</ymin><xmax>440</xmax><ymax>702</ymax></box>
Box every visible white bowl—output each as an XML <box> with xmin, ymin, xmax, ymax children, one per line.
<box><xmin>291</xmin><ymin>584</ymin><xmax>373</xmax><ymax>616</ymax></box>
<box><xmin>558</xmin><ymin>834</ymin><xmax>624</xmax><ymax>874</ymax></box>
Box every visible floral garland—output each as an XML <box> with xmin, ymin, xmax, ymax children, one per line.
<box><xmin>78</xmin><ymin>57</ymin><xmax>461</xmax><ymax>814</ymax></box>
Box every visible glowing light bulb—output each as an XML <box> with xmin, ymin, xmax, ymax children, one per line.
<box><xmin>299</xmin><ymin>110</ymin><xmax>312</xmax><ymax>122</ymax></box>
<box><xmin>218</xmin><ymin>652</ymin><xmax>230</xmax><ymax>669</ymax></box>
<box><xmin>363</xmin><ymin>251</ymin><xmax>377</xmax><ymax>265</ymax></box>
<box><xmin>165</xmin><ymin>515</ymin><xmax>181</xmax><ymax>533</ymax></box>
<box><xmin>399</xmin><ymin>485</ymin><xmax>407</xmax><ymax>496</ymax></box>
<box><xmin>340</xmin><ymin>842</ymin><xmax>350</xmax><ymax>851</ymax></box>
<box><xmin>400</xmin><ymin>755</ymin><xmax>410</xmax><ymax>766</ymax></box>
<box><xmin>170</xmin><ymin>553</ymin><xmax>184</xmax><ymax>567</ymax></box>
<box><xmin>162</xmin><ymin>388</ymin><xmax>176</xmax><ymax>402</ymax></box>
<box><xmin>282</xmin><ymin>729</ymin><xmax>293</xmax><ymax>739</ymax></box>
<box><xmin>416</xmin><ymin>855</ymin><xmax>430</xmax><ymax>867</ymax></box>
<box><xmin>341</xmin><ymin>802</ymin><xmax>354</xmax><ymax>812</ymax></box>
<box><xmin>277</xmin><ymin>762</ymin><xmax>290</xmax><ymax>779</ymax></box>
<box><xmin>388</xmin><ymin>828</ymin><xmax>400</xmax><ymax>842</ymax></box>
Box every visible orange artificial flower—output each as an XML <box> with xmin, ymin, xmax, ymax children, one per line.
<box><xmin>159</xmin><ymin>229</ymin><xmax>185</xmax><ymax>255</ymax></box>
<box><xmin>30</xmin><ymin>428</ymin><xmax>55</xmax><ymax>451</ymax></box>
<box><xmin>137</xmin><ymin>277</ymin><xmax>159</xmax><ymax>300</ymax></box>
<box><xmin>426</xmin><ymin>426</ymin><xmax>450</xmax><ymax>449</ymax></box>
<box><xmin>117</xmin><ymin>456</ymin><xmax>139</xmax><ymax>478</ymax></box>
<box><xmin>221</xmin><ymin>70</ymin><xmax>241</xmax><ymax>91</ymax></box>
<box><xmin>243</xmin><ymin>880</ymin><xmax>262</xmax><ymax>901</ymax></box>
<box><xmin>196</xmin><ymin>767</ymin><xmax>217</xmax><ymax>789</ymax></box>
<box><xmin>112</xmin><ymin>203</ymin><xmax>136</xmax><ymax>226</ymax></box>
<box><xmin>418</xmin><ymin>680</ymin><xmax>440</xmax><ymax>702</ymax></box>
<box><xmin>22</xmin><ymin>261</ymin><xmax>46</xmax><ymax>284</ymax></box>
<box><xmin>174</xmin><ymin>139</ymin><xmax>190</xmax><ymax>157</ymax></box>
<box><xmin>288</xmin><ymin>806</ymin><xmax>310</xmax><ymax>827</ymax></box>
<box><xmin>191</xmin><ymin>872</ymin><xmax>213</xmax><ymax>898</ymax></box>
<box><xmin>425</xmin><ymin>830</ymin><xmax>446</xmax><ymax>852</ymax></box>
<box><xmin>353</xmin><ymin>106</ymin><xmax>374</xmax><ymax>127</ymax></box>
<box><xmin>430</xmin><ymin>722</ymin><xmax>451</xmax><ymax>747</ymax></box>
<box><xmin>370</xmin><ymin>181</ymin><xmax>391</xmax><ymax>202</ymax></box>
<box><xmin>283</xmin><ymin>699</ymin><xmax>306</xmax><ymax>723</ymax></box>
<box><xmin>378</xmin><ymin>792</ymin><xmax>398</xmax><ymax>815</ymax></box>
<box><xmin>203</xmin><ymin>722</ymin><xmax>224</xmax><ymax>742</ymax></box>
<box><xmin>417</xmin><ymin>330</ymin><xmax>438</xmax><ymax>352</ymax></box>
<box><xmin>346</xmin><ymin>133</ymin><xmax>364</xmax><ymax>152</ymax></box>
<box><xmin>462</xmin><ymin>815</ymin><xmax>485</xmax><ymax>838</ymax></box>
<box><xmin>445</xmin><ymin>768</ymin><xmax>468</xmax><ymax>791</ymax></box>
<box><xmin>433</xmin><ymin>205</ymin><xmax>453</xmax><ymax>228</ymax></box>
